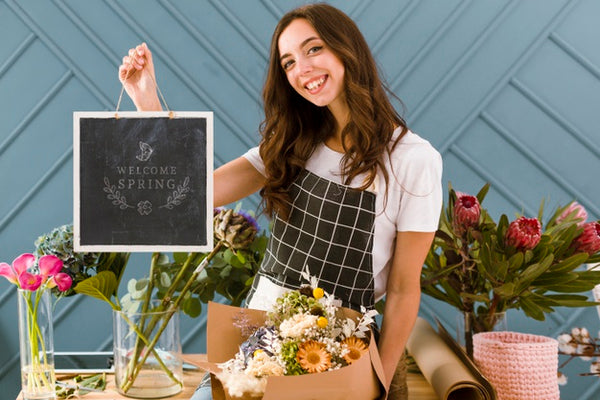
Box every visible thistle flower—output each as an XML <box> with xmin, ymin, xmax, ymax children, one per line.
<box><xmin>214</xmin><ymin>208</ymin><xmax>258</xmax><ymax>250</ymax></box>
<box><xmin>452</xmin><ymin>192</ymin><xmax>481</xmax><ymax>235</ymax></box>
<box><xmin>572</xmin><ymin>221</ymin><xmax>600</xmax><ymax>256</ymax></box>
<box><xmin>505</xmin><ymin>216</ymin><xmax>542</xmax><ymax>251</ymax></box>
<box><xmin>556</xmin><ymin>201</ymin><xmax>588</xmax><ymax>227</ymax></box>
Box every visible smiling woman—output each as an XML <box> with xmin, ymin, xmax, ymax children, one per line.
<box><xmin>118</xmin><ymin>3</ymin><xmax>442</xmax><ymax>400</ymax></box>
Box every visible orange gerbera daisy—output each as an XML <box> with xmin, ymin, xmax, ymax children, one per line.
<box><xmin>296</xmin><ymin>340</ymin><xmax>331</xmax><ymax>373</ymax></box>
<box><xmin>341</xmin><ymin>336</ymin><xmax>368</xmax><ymax>364</ymax></box>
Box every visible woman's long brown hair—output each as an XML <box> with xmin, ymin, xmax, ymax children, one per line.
<box><xmin>259</xmin><ymin>3</ymin><xmax>408</xmax><ymax>220</ymax></box>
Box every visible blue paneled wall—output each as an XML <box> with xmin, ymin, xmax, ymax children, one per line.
<box><xmin>1</xmin><ymin>1</ymin><xmax>599</xmax><ymax>398</ymax></box>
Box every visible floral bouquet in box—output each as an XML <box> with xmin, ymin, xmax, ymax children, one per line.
<box><xmin>199</xmin><ymin>271</ymin><xmax>386</xmax><ymax>400</ymax></box>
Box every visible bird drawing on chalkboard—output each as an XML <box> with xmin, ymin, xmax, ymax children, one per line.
<box><xmin>136</xmin><ymin>141</ymin><xmax>154</xmax><ymax>162</ymax></box>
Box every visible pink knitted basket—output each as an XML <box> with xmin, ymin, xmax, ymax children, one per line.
<box><xmin>473</xmin><ymin>331</ymin><xmax>559</xmax><ymax>400</ymax></box>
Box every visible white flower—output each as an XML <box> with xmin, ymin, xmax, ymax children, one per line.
<box><xmin>300</xmin><ymin>265</ymin><xmax>319</xmax><ymax>288</ymax></box>
<box><xmin>557</xmin><ymin>333</ymin><xmax>577</xmax><ymax>354</ymax></box>
<box><xmin>557</xmin><ymin>372</ymin><xmax>568</xmax><ymax>386</ymax></box>
<box><xmin>590</xmin><ymin>360</ymin><xmax>600</xmax><ymax>375</ymax></box>
<box><xmin>279</xmin><ymin>313</ymin><xmax>318</xmax><ymax>338</ymax></box>
<box><xmin>245</xmin><ymin>351</ymin><xmax>285</xmax><ymax>377</ymax></box>
<box><xmin>216</xmin><ymin>371</ymin><xmax>267</xmax><ymax>398</ymax></box>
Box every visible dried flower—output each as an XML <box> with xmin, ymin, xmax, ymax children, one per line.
<box><xmin>296</xmin><ymin>341</ymin><xmax>331</xmax><ymax>373</ymax></box>
<box><xmin>572</xmin><ymin>222</ymin><xmax>600</xmax><ymax>256</ymax></box>
<box><xmin>452</xmin><ymin>192</ymin><xmax>481</xmax><ymax>235</ymax></box>
<box><xmin>558</xmin><ymin>333</ymin><xmax>577</xmax><ymax>355</ymax></box>
<box><xmin>505</xmin><ymin>216</ymin><xmax>542</xmax><ymax>251</ymax></box>
<box><xmin>557</xmin><ymin>371</ymin><xmax>568</xmax><ymax>386</ymax></box>
<box><xmin>214</xmin><ymin>208</ymin><xmax>258</xmax><ymax>250</ymax></box>
<box><xmin>316</xmin><ymin>316</ymin><xmax>328</xmax><ymax>329</ymax></box>
<box><xmin>341</xmin><ymin>336</ymin><xmax>368</xmax><ymax>365</ymax></box>
<box><xmin>557</xmin><ymin>326</ymin><xmax>600</xmax><ymax>385</ymax></box>
<box><xmin>556</xmin><ymin>201</ymin><xmax>588</xmax><ymax>227</ymax></box>
<box><xmin>279</xmin><ymin>313</ymin><xmax>318</xmax><ymax>339</ymax></box>
<box><xmin>313</xmin><ymin>287</ymin><xmax>324</xmax><ymax>299</ymax></box>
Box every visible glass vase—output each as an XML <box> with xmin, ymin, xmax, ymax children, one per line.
<box><xmin>457</xmin><ymin>311</ymin><xmax>507</xmax><ymax>359</ymax></box>
<box><xmin>113</xmin><ymin>304</ymin><xmax>183</xmax><ymax>398</ymax></box>
<box><xmin>17</xmin><ymin>288</ymin><xmax>56</xmax><ymax>400</ymax></box>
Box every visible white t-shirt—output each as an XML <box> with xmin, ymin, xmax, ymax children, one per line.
<box><xmin>243</xmin><ymin>129</ymin><xmax>443</xmax><ymax>305</ymax></box>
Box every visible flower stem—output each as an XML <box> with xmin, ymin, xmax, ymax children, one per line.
<box><xmin>120</xmin><ymin>242</ymin><xmax>224</xmax><ymax>393</ymax></box>
<box><xmin>123</xmin><ymin>253</ymin><xmax>161</xmax><ymax>390</ymax></box>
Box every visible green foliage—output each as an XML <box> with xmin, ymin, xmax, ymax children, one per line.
<box><xmin>280</xmin><ymin>340</ymin><xmax>305</xmax><ymax>375</ymax></box>
<box><xmin>34</xmin><ymin>224</ymin><xmax>129</xmax><ymax>298</ymax></box>
<box><xmin>422</xmin><ymin>183</ymin><xmax>600</xmax><ymax>325</ymax></box>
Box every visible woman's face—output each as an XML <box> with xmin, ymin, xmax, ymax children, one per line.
<box><xmin>278</xmin><ymin>18</ymin><xmax>346</xmax><ymax>112</ymax></box>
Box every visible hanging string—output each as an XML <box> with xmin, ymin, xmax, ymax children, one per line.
<box><xmin>115</xmin><ymin>59</ymin><xmax>173</xmax><ymax>119</ymax></box>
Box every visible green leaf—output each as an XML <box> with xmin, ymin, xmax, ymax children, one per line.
<box><xmin>74</xmin><ymin>271</ymin><xmax>119</xmax><ymax>309</ymax></box>
<box><xmin>518</xmin><ymin>296</ymin><xmax>546</xmax><ymax>321</ymax></box>
<box><xmin>127</xmin><ymin>278</ymin><xmax>137</xmax><ymax>294</ymax></box>
<box><xmin>544</xmin><ymin>278</ymin><xmax>598</xmax><ymax>293</ymax></box>
<box><xmin>549</xmin><ymin>253</ymin><xmax>590</xmax><ymax>274</ymax></box>
<box><xmin>135</xmin><ymin>278</ymin><xmax>149</xmax><ymax>291</ymax></box>
<box><xmin>182</xmin><ymin>297</ymin><xmax>202</xmax><ymax>318</ymax></box>
<box><xmin>515</xmin><ymin>254</ymin><xmax>554</xmax><ymax>292</ymax></box>
<box><xmin>235</xmin><ymin>251</ymin><xmax>246</xmax><ymax>264</ymax></box>
<box><xmin>530</xmin><ymin>272</ymin><xmax>578</xmax><ymax>287</ymax></box>
<box><xmin>475</xmin><ymin>183</ymin><xmax>490</xmax><ymax>204</ymax></box>
<box><xmin>494</xmin><ymin>282</ymin><xmax>515</xmax><ymax>297</ymax></box>
<box><xmin>160</xmin><ymin>272</ymin><xmax>171</xmax><ymax>287</ymax></box>
<box><xmin>173</xmin><ymin>252</ymin><xmax>189</xmax><ymax>264</ymax></box>
<box><xmin>157</xmin><ymin>253</ymin><xmax>170</xmax><ymax>265</ymax></box>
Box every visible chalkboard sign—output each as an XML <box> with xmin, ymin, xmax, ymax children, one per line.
<box><xmin>73</xmin><ymin>111</ymin><xmax>213</xmax><ymax>252</ymax></box>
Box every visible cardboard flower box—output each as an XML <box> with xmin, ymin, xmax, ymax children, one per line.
<box><xmin>198</xmin><ymin>301</ymin><xmax>387</xmax><ymax>400</ymax></box>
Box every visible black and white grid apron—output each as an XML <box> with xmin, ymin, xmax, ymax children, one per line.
<box><xmin>247</xmin><ymin>169</ymin><xmax>376</xmax><ymax>311</ymax></box>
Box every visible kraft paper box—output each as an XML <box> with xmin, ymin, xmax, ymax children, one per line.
<box><xmin>197</xmin><ymin>301</ymin><xmax>388</xmax><ymax>400</ymax></box>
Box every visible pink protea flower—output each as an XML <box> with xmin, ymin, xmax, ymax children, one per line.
<box><xmin>452</xmin><ymin>192</ymin><xmax>481</xmax><ymax>235</ymax></box>
<box><xmin>505</xmin><ymin>216</ymin><xmax>542</xmax><ymax>251</ymax></box>
<box><xmin>556</xmin><ymin>201</ymin><xmax>588</xmax><ymax>227</ymax></box>
<box><xmin>572</xmin><ymin>221</ymin><xmax>600</xmax><ymax>256</ymax></box>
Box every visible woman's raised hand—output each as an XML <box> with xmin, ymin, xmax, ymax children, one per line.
<box><xmin>118</xmin><ymin>42</ymin><xmax>162</xmax><ymax>111</ymax></box>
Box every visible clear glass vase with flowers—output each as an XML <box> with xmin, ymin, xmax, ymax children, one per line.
<box><xmin>34</xmin><ymin>205</ymin><xmax>267</xmax><ymax>397</ymax></box>
<box><xmin>421</xmin><ymin>183</ymin><xmax>600</xmax><ymax>357</ymax></box>
<box><xmin>0</xmin><ymin>253</ymin><xmax>73</xmax><ymax>400</ymax></box>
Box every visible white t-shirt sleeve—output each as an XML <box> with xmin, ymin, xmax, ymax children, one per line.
<box><xmin>242</xmin><ymin>146</ymin><xmax>266</xmax><ymax>177</ymax></box>
<box><xmin>394</xmin><ymin>143</ymin><xmax>443</xmax><ymax>232</ymax></box>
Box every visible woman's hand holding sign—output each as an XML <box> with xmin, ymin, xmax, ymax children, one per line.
<box><xmin>118</xmin><ymin>42</ymin><xmax>162</xmax><ymax>111</ymax></box>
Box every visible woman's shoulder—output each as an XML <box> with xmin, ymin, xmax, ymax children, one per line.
<box><xmin>389</xmin><ymin>129</ymin><xmax>442</xmax><ymax>165</ymax></box>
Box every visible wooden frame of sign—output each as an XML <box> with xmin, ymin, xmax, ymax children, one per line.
<box><xmin>73</xmin><ymin>111</ymin><xmax>213</xmax><ymax>252</ymax></box>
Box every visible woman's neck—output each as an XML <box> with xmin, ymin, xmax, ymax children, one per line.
<box><xmin>327</xmin><ymin>100</ymin><xmax>350</xmax><ymax>152</ymax></box>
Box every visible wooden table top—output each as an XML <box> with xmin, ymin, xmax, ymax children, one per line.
<box><xmin>18</xmin><ymin>354</ymin><xmax>438</xmax><ymax>399</ymax></box>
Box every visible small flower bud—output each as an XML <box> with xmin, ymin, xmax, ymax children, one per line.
<box><xmin>452</xmin><ymin>192</ymin><xmax>481</xmax><ymax>236</ymax></box>
<box><xmin>556</xmin><ymin>201</ymin><xmax>588</xmax><ymax>227</ymax></box>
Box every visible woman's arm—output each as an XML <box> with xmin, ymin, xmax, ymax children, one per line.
<box><xmin>214</xmin><ymin>157</ymin><xmax>265</xmax><ymax>208</ymax></box>
<box><xmin>119</xmin><ymin>44</ymin><xmax>265</xmax><ymax>207</ymax></box>
<box><xmin>377</xmin><ymin>230</ymin><xmax>435</xmax><ymax>388</ymax></box>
